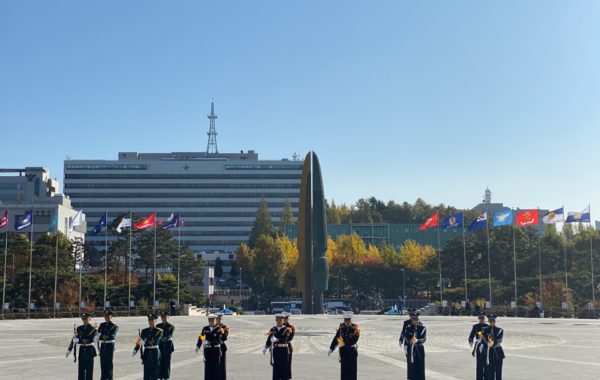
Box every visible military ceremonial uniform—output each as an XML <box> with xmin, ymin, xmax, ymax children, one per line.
<box><xmin>75</xmin><ymin>320</ymin><xmax>98</xmax><ymax>380</ymax></box>
<box><xmin>97</xmin><ymin>313</ymin><xmax>119</xmax><ymax>380</ymax></box>
<box><xmin>467</xmin><ymin>316</ymin><xmax>488</xmax><ymax>380</ymax></box>
<box><xmin>157</xmin><ymin>317</ymin><xmax>175</xmax><ymax>379</ymax></box>
<box><xmin>329</xmin><ymin>315</ymin><xmax>360</xmax><ymax>380</ymax></box>
<box><xmin>264</xmin><ymin>317</ymin><xmax>293</xmax><ymax>380</ymax></box>
<box><xmin>217</xmin><ymin>316</ymin><xmax>229</xmax><ymax>380</ymax></box>
<box><xmin>483</xmin><ymin>317</ymin><xmax>505</xmax><ymax>380</ymax></box>
<box><xmin>283</xmin><ymin>314</ymin><xmax>295</xmax><ymax>379</ymax></box>
<box><xmin>398</xmin><ymin>309</ymin><xmax>415</xmax><ymax>346</ymax></box>
<box><xmin>141</xmin><ymin>322</ymin><xmax>164</xmax><ymax>380</ymax></box>
<box><xmin>197</xmin><ymin>317</ymin><xmax>224</xmax><ymax>380</ymax></box>
<box><xmin>402</xmin><ymin>318</ymin><xmax>426</xmax><ymax>380</ymax></box>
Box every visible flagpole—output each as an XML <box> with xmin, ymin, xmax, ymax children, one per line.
<box><xmin>153</xmin><ymin>214</ymin><xmax>157</xmax><ymax>311</ymax></box>
<box><xmin>538</xmin><ymin>230</ymin><xmax>543</xmax><ymax>311</ymax></box>
<box><xmin>27</xmin><ymin>208</ymin><xmax>34</xmax><ymax>318</ymax></box>
<box><xmin>2</xmin><ymin>212</ymin><xmax>8</xmax><ymax>319</ymax></box>
<box><xmin>104</xmin><ymin>212</ymin><xmax>108</xmax><ymax>309</ymax></box>
<box><xmin>589</xmin><ymin>206</ymin><xmax>595</xmax><ymax>315</ymax></box>
<box><xmin>563</xmin><ymin>224</ymin><xmax>569</xmax><ymax>312</ymax></box>
<box><xmin>486</xmin><ymin>212</ymin><xmax>492</xmax><ymax>308</ymax></box>
<box><xmin>53</xmin><ymin>228</ymin><xmax>59</xmax><ymax>317</ymax></box>
<box><xmin>128</xmin><ymin>210</ymin><xmax>132</xmax><ymax>316</ymax></box>
<box><xmin>177</xmin><ymin>212</ymin><xmax>181</xmax><ymax>308</ymax></box>
<box><xmin>462</xmin><ymin>213</ymin><xmax>468</xmax><ymax>303</ymax></box>
<box><xmin>512</xmin><ymin>222</ymin><xmax>518</xmax><ymax>317</ymax></box>
<box><xmin>437</xmin><ymin>223</ymin><xmax>443</xmax><ymax>312</ymax></box>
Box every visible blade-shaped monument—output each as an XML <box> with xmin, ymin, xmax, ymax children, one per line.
<box><xmin>296</xmin><ymin>151</ymin><xmax>329</xmax><ymax>314</ymax></box>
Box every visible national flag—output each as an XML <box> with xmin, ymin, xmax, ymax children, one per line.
<box><xmin>15</xmin><ymin>209</ymin><xmax>33</xmax><ymax>231</ymax></box>
<box><xmin>162</xmin><ymin>213</ymin><xmax>182</xmax><ymax>230</ymax></box>
<box><xmin>515</xmin><ymin>209</ymin><xmax>539</xmax><ymax>227</ymax></box>
<box><xmin>92</xmin><ymin>213</ymin><xmax>107</xmax><ymax>235</ymax></box>
<box><xmin>116</xmin><ymin>217</ymin><xmax>131</xmax><ymax>233</ymax></box>
<box><xmin>419</xmin><ymin>213</ymin><xmax>439</xmax><ymax>231</ymax></box>
<box><xmin>134</xmin><ymin>213</ymin><xmax>157</xmax><ymax>230</ymax></box>
<box><xmin>47</xmin><ymin>212</ymin><xmax>58</xmax><ymax>233</ymax></box>
<box><xmin>468</xmin><ymin>212</ymin><xmax>488</xmax><ymax>232</ymax></box>
<box><xmin>0</xmin><ymin>210</ymin><xmax>8</xmax><ymax>229</ymax></box>
<box><xmin>441</xmin><ymin>213</ymin><xmax>463</xmax><ymax>229</ymax></box>
<box><xmin>542</xmin><ymin>207</ymin><xmax>564</xmax><ymax>224</ymax></box>
<box><xmin>566</xmin><ymin>206</ymin><xmax>591</xmax><ymax>223</ymax></box>
<box><xmin>493</xmin><ymin>210</ymin><xmax>513</xmax><ymax>227</ymax></box>
<box><xmin>68</xmin><ymin>210</ymin><xmax>83</xmax><ymax>236</ymax></box>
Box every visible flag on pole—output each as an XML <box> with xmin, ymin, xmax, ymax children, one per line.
<box><xmin>566</xmin><ymin>206</ymin><xmax>591</xmax><ymax>223</ymax></box>
<box><xmin>68</xmin><ymin>210</ymin><xmax>83</xmax><ymax>237</ymax></box>
<box><xmin>419</xmin><ymin>213</ymin><xmax>439</xmax><ymax>231</ymax></box>
<box><xmin>493</xmin><ymin>210</ymin><xmax>513</xmax><ymax>227</ymax></box>
<box><xmin>47</xmin><ymin>212</ymin><xmax>58</xmax><ymax>234</ymax></box>
<box><xmin>542</xmin><ymin>207</ymin><xmax>564</xmax><ymax>224</ymax></box>
<box><xmin>15</xmin><ymin>209</ymin><xmax>33</xmax><ymax>231</ymax></box>
<box><xmin>116</xmin><ymin>217</ymin><xmax>131</xmax><ymax>233</ymax></box>
<box><xmin>515</xmin><ymin>210</ymin><xmax>539</xmax><ymax>227</ymax></box>
<box><xmin>162</xmin><ymin>213</ymin><xmax>182</xmax><ymax>230</ymax></box>
<box><xmin>134</xmin><ymin>213</ymin><xmax>157</xmax><ymax>230</ymax></box>
<box><xmin>468</xmin><ymin>212</ymin><xmax>488</xmax><ymax>231</ymax></box>
<box><xmin>0</xmin><ymin>210</ymin><xmax>8</xmax><ymax>229</ymax></box>
<box><xmin>92</xmin><ymin>213</ymin><xmax>108</xmax><ymax>235</ymax></box>
<box><xmin>441</xmin><ymin>213</ymin><xmax>463</xmax><ymax>229</ymax></box>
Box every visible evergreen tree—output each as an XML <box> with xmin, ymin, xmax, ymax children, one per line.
<box><xmin>279</xmin><ymin>199</ymin><xmax>295</xmax><ymax>234</ymax></box>
<box><xmin>248</xmin><ymin>199</ymin><xmax>276</xmax><ymax>248</ymax></box>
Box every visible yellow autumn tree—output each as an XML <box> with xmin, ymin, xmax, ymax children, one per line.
<box><xmin>329</xmin><ymin>233</ymin><xmax>369</xmax><ymax>265</ymax></box>
<box><xmin>398</xmin><ymin>239</ymin><xmax>436</xmax><ymax>271</ymax></box>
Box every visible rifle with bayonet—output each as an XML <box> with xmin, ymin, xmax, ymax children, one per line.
<box><xmin>410</xmin><ymin>332</ymin><xmax>417</xmax><ymax>364</ymax></box>
<box><xmin>472</xmin><ymin>330</ymin><xmax>483</xmax><ymax>357</ymax></box>
<box><xmin>133</xmin><ymin>328</ymin><xmax>143</xmax><ymax>364</ymax></box>
<box><xmin>65</xmin><ymin>323</ymin><xmax>77</xmax><ymax>363</ymax></box>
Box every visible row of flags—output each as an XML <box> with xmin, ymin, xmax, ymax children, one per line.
<box><xmin>419</xmin><ymin>206</ymin><xmax>592</xmax><ymax>232</ymax></box>
<box><xmin>0</xmin><ymin>209</ymin><xmax>85</xmax><ymax>235</ymax></box>
<box><xmin>95</xmin><ymin>212</ymin><xmax>183</xmax><ymax>235</ymax></box>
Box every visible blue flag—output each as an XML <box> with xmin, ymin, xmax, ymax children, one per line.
<box><xmin>566</xmin><ymin>206</ymin><xmax>590</xmax><ymax>223</ymax></box>
<box><xmin>47</xmin><ymin>212</ymin><xmax>58</xmax><ymax>233</ymax></box>
<box><xmin>162</xmin><ymin>213</ymin><xmax>181</xmax><ymax>230</ymax></box>
<box><xmin>441</xmin><ymin>213</ymin><xmax>463</xmax><ymax>229</ymax></box>
<box><xmin>92</xmin><ymin>213</ymin><xmax>107</xmax><ymax>235</ymax></box>
<box><xmin>493</xmin><ymin>210</ymin><xmax>513</xmax><ymax>227</ymax></box>
<box><xmin>15</xmin><ymin>209</ymin><xmax>33</xmax><ymax>231</ymax></box>
<box><xmin>469</xmin><ymin>212</ymin><xmax>488</xmax><ymax>231</ymax></box>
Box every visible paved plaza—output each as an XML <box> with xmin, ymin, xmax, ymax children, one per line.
<box><xmin>0</xmin><ymin>314</ymin><xmax>598</xmax><ymax>379</ymax></box>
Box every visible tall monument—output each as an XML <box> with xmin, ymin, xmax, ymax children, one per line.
<box><xmin>296</xmin><ymin>151</ymin><xmax>329</xmax><ymax>314</ymax></box>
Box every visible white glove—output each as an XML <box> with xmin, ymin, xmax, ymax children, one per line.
<box><xmin>402</xmin><ymin>345</ymin><xmax>407</xmax><ymax>355</ymax></box>
<box><xmin>195</xmin><ymin>347</ymin><xmax>200</xmax><ymax>354</ymax></box>
<box><xmin>72</xmin><ymin>338</ymin><xmax>79</xmax><ymax>344</ymax></box>
<box><xmin>270</xmin><ymin>336</ymin><xmax>278</xmax><ymax>343</ymax></box>
<box><xmin>131</xmin><ymin>350</ymin><xmax>136</xmax><ymax>357</ymax></box>
<box><xmin>262</xmin><ymin>347</ymin><xmax>268</xmax><ymax>355</ymax></box>
<box><xmin>65</xmin><ymin>349</ymin><xmax>71</xmax><ymax>358</ymax></box>
<box><xmin>469</xmin><ymin>341</ymin><xmax>473</xmax><ymax>348</ymax></box>
<box><xmin>399</xmin><ymin>340</ymin><xmax>403</xmax><ymax>347</ymax></box>
<box><xmin>327</xmin><ymin>349</ymin><xmax>333</xmax><ymax>357</ymax></box>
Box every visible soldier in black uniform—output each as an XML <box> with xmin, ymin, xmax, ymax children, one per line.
<box><xmin>196</xmin><ymin>313</ymin><xmax>224</xmax><ymax>380</ymax></box>
<box><xmin>97</xmin><ymin>310</ymin><xmax>118</xmax><ymax>380</ymax></box>
<box><xmin>216</xmin><ymin>312</ymin><xmax>229</xmax><ymax>380</ymax></box>
<box><xmin>140</xmin><ymin>313</ymin><xmax>163</xmax><ymax>380</ymax></box>
<box><xmin>72</xmin><ymin>312</ymin><xmax>98</xmax><ymax>380</ymax></box>
<box><xmin>483</xmin><ymin>315</ymin><xmax>505</xmax><ymax>380</ymax></box>
<box><xmin>468</xmin><ymin>312</ymin><xmax>488</xmax><ymax>380</ymax></box>
<box><xmin>263</xmin><ymin>314</ymin><xmax>292</xmax><ymax>380</ymax></box>
<box><xmin>402</xmin><ymin>310</ymin><xmax>426</xmax><ymax>380</ymax></box>
<box><xmin>157</xmin><ymin>311</ymin><xmax>175</xmax><ymax>380</ymax></box>
<box><xmin>328</xmin><ymin>313</ymin><xmax>360</xmax><ymax>380</ymax></box>
<box><xmin>282</xmin><ymin>312</ymin><xmax>295</xmax><ymax>379</ymax></box>
<box><xmin>399</xmin><ymin>309</ymin><xmax>415</xmax><ymax>348</ymax></box>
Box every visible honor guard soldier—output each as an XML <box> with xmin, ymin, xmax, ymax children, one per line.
<box><xmin>402</xmin><ymin>310</ymin><xmax>426</xmax><ymax>380</ymax></box>
<box><xmin>263</xmin><ymin>314</ymin><xmax>293</xmax><ymax>380</ymax></box>
<box><xmin>157</xmin><ymin>311</ymin><xmax>175</xmax><ymax>380</ymax></box>
<box><xmin>468</xmin><ymin>312</ymin><xmax>488</xmax><ymax>380</ymax></box>
<box><xmin>282</xmin><ymin>312</ymin><xmax>295</xmax><ymax>379</ymax></box>
<box><xmin>71</xmin><ymin>312</ymin><xmax>98</xmax><ymax>380</ymax></box>
<box><xmin>196</xmin><ymin>314</ymin><xmax>224</xmax><ymax>380</ymax></box>
<box><xmin>139</xmin><ymin>313</ymin><xmax>164</xmax><ymax>380</ymax></box>
<box><xmin>328</xmin><ymin>313</ymin><xmax>360</xmax><ymax>380</ymax></box>
<box><xmin>216</xmin><ymin>312</ymin><xmax>229</xmax><ymax>380</ymax></box>
<box><xmin>97</xmin><ymin>310</ymin><xmax>119</xmax><ymax>380</ymax></box>
<box><xmin>483</xmin><ymin>315</ymin><xmax>505</xmax><ymax>380</ymax></box>
<box><xmin>399</xmin><ymin>309</ymin><xmax>415</xmax><ymax>347</ymax></box>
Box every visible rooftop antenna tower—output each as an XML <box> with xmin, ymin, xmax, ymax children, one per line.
<box><xmin>206</xmin><ymin>100</ymin><xmax>218</xmax><ymax>155</ymax></box>
<box><xmin>484</xmin><ymin>187</ymin><xmax>492</xmax><ymax>204</ymax></box>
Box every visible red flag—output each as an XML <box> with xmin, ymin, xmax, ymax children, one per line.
<box><xmin>419</xmin><ymin>213</ymin><xmax>439</xmax><ymax>230</ymax></box>
<box><xmin>134</xmin><ymin>213</ymin><xmax>157</xmax><ymax>230</ymax></box>
<box><xmin>515</xmin><ymin>210</ymin><xmax>539</xmax><ymax>227</ymax></box>
<box><xmin>0</xmin><ymin>210</ymin><xmax>7</xmax><ymax>229</ymax></box>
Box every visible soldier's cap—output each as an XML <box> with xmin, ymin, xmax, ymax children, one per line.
<box><xmin>207</xmin><ymin>314</ymin><xmax>217</xmax><ymax>319</ymax></box>
<box><xmin>103</xmin><ymin>309</ymin><xmax>114</xmax><ymax>316</ymax></box>
<box><xmin>216</xmin><ymin>312</ymin><xmax>224</xmax><ymax>317</ymax></box>
<box><xmin>410</xmin><ymin>310</ymin><xmax>421</xmax><ymax>319</ymax></box>
<box><xmin>282</xmin><ymin>312</ymin><xmax>290</xmax><ymax>318</ymax></box>
<box><xmin>275</xmin><ymin>313</ymin><xmax>284</xmax><ymax>319</ymax></box>
<box><xmin>407</xmin><ymin>309</ymin><xmax>416</xmax><ymax>316</ymax></box>
<box><xmin>343</xmin><ymin>312</ymin><xmax>353</xmax><ymax>320</ymax></box>
<box><xmin>487</xmin><ymin>314</ymin><xmax>498</xmax><ymax>321</ymax></box>
<box><xmin>477</xmin><ymin>312</ymin><xmax>486</xmax><ymax>319</ymax></box>
<box><xmin>81</xmin><ymin>312</ymin><xmax>91</xmax><ymax>319</ymax></box>
<box><xmin>147</xmin><ymin>313</ymin><xmax>159</xmax><ymax>320</ymax></box>
<box><xmin>160</xmin><ymin>310</ymin><xmax>170</xmax><ymax>316</ymax></box>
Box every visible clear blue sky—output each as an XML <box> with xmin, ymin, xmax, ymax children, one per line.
<box><xmin>1</xmin><ymin>1</ymin><xmax>599</xmax><ymax>215</ymax></box>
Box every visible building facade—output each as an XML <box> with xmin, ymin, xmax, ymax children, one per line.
<box><xmin>0</xmin><ymin>167</ymin><xmax>86</xmax><ymax>241</ymax></box>
<box><xmin>63</xmin><ymin>151</ymin><xmax>302</xmax><ymax>263</ymax></box>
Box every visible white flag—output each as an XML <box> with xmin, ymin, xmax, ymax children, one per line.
<box><xmin>68</xmin><ymin>210</ymin><xmax>84</xmax><ymax>236</ymax></box>
<box><xmin>116</xmin><ymin>217</ymin><xmax>131</xmax><ymax>233</ymax></box>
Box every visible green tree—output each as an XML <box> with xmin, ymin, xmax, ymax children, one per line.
<box><xmin>248</xmin><ymin>199</ymin><xmax>276</xmax><ymax>248</ymax></box>
<box><xmin>279</xmin><ymin>199</ymin><xmax>295</xmax><ymax>234</ymax></box>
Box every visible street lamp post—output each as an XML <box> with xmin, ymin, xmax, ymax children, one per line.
<box><xmin>239</xmin><ymin>267</ymin><xmax>242</xmax><ymax>297</ymax></box>
<box><xmin>401</xmin><ymin>269</ymin><xmax>406</xmax><ymax>300</ymax></box>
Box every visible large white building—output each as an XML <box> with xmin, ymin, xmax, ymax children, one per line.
<box><xmin>63</xmin><ymin>150</ymin><xmax>302</xmax><ymax>263</ymax></box>
<box><xmin>0</xmin><ymin>167</ymin><xmax>86</xmax><ymax>241</ymax></box>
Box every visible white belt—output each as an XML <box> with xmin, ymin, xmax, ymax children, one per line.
<box><xmin>100</xmin><ymin>340</ymin><xmax>115</xmax><ymax>344</ymax></box>
<box><xmin>79</xmin><ymin>343</ymin><xmax>94</xmax><ymax>347</ymax></box>
<box><xmin>145</xmin><ymin>345</ymin><xmax>158</xmax><ymax>349</ymax></box>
